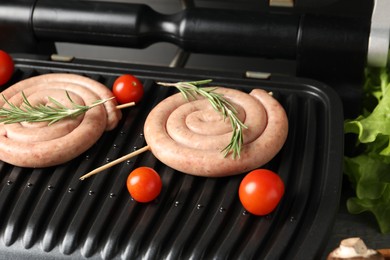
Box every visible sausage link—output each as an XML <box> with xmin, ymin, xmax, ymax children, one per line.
<box><xmin>0</xmin><ymin>74</ymin><xmax>121</xmax><ymax>168</ymax></box>
<box><xmin>144</xmin><ymin>87</ymin><xmax>288</xmax><ymax>177</ymax></box>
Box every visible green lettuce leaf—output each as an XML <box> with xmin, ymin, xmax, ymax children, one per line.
<box><xmin>344</xmin><ymin>67</ymin><xmax>390</xmax><ymax>233</ymax></box>
<box><xmin>345</xmin><ymin>85</ymin><xmax>390</xmax><ymax>150</ymax></box>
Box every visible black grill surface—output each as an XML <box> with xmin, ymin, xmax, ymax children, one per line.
<box><xmin>0</xmin><ymin>55</ymin><xmax>344</xmax><ymax>259</ymax></box>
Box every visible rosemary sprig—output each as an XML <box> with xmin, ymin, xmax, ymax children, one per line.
<box><xmin>157</xmin><ymin>79</ymin><xmax>248</xmax><ymax>159</ymax></box>
<box><xmin>0</xmin><ymin>91</ymin><xmax>113</xmax><ymax>125</ymax></box>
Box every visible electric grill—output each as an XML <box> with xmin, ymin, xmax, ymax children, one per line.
<box><xmin>0</xmin><ymin>0</ymin><xmax>386</xmax><ymax>259</ymax></box>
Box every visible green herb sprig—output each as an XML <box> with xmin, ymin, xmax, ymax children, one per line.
<box><xmin>0</xmin><ymin>91</ymin><xmax>113</xmax><ymax>125</ymax></box>
<box><xmin>157</xmin><ymin>79</ymin><xmax>248</xmax><ymax>159</ymax></box>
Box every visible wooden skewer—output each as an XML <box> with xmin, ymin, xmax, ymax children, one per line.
<box><xmin>79</xmin><ymin>100</ymin><xmax>138</xmax><ymax>180</ymax></box>
<box><xmin>116</xmin><ymin>102</ymin><xmax>136</xmax><ymax>110</ymax></box>
<box><xmin>79</xmin><ymin>145</ymin><xmax>151</xmax><ymax>180</ymax></box>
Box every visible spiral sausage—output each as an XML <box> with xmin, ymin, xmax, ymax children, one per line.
<box><xmin>144</xmin><ymin>87</ymin><xmax>288</xmax><ymax>177</ymax></box>
<box><xmin>0</xmin><ymin>73</ymin><xmax>121</xmax><ymax>168</ymax></box>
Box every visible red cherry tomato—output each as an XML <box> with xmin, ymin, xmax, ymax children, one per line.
<box><xmin>239</xmin><ymin>169</ymin><xmax>284</xmax><ymax>216</ymax></box>
<box><xmin>127</xmin><ymin>167</ymin><xmax>162</xmax><ymax>203</ymax></box>
<box><xmin>0</xmin><ymin>50</ymin><xmax>14</xmax><ymax>86</ymax></box>
<box><xmin>112</xmin><ymin>74</ymin><xmax>144</xmax><ymax>104</ymax></box>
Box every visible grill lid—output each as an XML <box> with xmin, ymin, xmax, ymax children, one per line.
<box><xmin>0</xmin><ymin>56</ymin><xmax>344</xmax><ymax>259</ymax></box>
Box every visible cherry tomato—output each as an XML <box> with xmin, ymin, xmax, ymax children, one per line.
<box><xmin>238</xmin><ymin>169</ymin><xmax>284</xmax><ymax>216</ymax></box>
<box><xmin>0</xmin><ymin>50</ymin><xmax>14</xmax><ymax>86</ymax></box>
<box><xmin>127</xmin><ymin>167</ymin><xmax>162</xmax><ymax>203</ymax></box>
<box><xmin>112</xmin><ymin>74</ymin><xmax>144</xmax><ymax>104</ymax></box>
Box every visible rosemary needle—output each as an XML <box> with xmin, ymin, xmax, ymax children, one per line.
<box><xmin>0</xmin><ymin>91</ymin><xmax>113</xmax><ymax>125</ymax></box>
<box><xmin>157</xmin><ymin>79</ymin><xmax>248</xmax><ymax>159</ymax></box>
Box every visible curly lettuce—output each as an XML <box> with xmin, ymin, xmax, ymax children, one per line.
<box><xmin>344</xmin><ymin>67</ymin><xmax>390</xmax><ymax>233</ymax></box>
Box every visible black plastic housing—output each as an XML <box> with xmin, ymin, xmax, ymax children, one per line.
<box><xmin>0</xmin><ymin>0</ymin><xmax>373</xmax><ymax>84</ymax></box>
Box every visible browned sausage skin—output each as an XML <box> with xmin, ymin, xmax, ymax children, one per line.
<box><xmin>0</xmin><ymin>74</ymin><xmax>121</xmax><ymax>168</ymax></box>
<box><xmin>144</xmin><ymin>87</ymin><xmax>288</xmax><ymax>177</ymax></box>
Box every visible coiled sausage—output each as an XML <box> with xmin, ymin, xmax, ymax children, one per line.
<box><xmin>0</xmin><ymin>73</ymin><xmax>121</xmax><ymax>168</ymax></box>
<box><xmin>144</xmin><ymin>87</ymin><xmax>288</xmax><ymax>177</ymax></box>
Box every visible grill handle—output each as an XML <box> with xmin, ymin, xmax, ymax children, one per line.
<box><xmin>33</xmin><ymin>1</ymin><xmax>300</xmax><ymax>59</ymax></box>
<box><xmin>0</xmin><ymin>0</ymin><xmax>373</xmax><ymax>83</ymax></box>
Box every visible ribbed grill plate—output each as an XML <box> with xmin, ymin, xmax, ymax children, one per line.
<box><xmin>0</xmin><ymin>56</ymin><xmax>344</xmax><ymax>259</ymax></box>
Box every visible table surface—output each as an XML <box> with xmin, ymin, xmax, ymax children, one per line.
<box><xmin>324</xmin><ymin>180</ymin><xmax>390</xmax><ymax>259</ymax></box>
